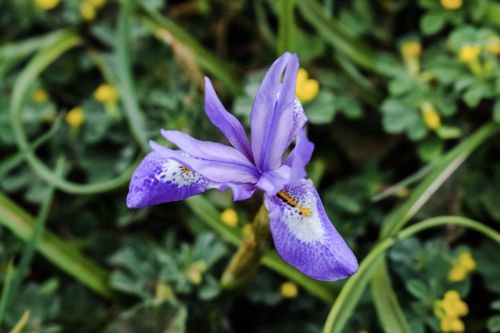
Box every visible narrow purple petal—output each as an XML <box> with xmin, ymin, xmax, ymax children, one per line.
<box><xmin>265</xmin><ymin>179</ymin><xmax>358</xmax><ymax>281</ymax></box>
<box><xmin>255</xmin><ymin>165</ymin><xmax>292</xmax><ymax>196</ymax></box>
<box><xmin>150</xmin><ymin>141</ymin><xmax>259</xmax><ymax>184</ymax></box>
<box><xmin>161</xmin><ymin>130</ymin><xmax>259</xmax><ymax>176</ymax></box>
<box><xmin>127</xmin><ymin>152</ymin><xmax>209</xmax><ymax>208</ymax></box>
<box><xmin>204</xmin><ymin>77</ymin><xmax>253</xmax><ymax>160</ymax></box>
<box><xmin>284</xmin><ymin>129</ymin><xmax>314</xmax><ymax>182</ymax></box>
<box><xmin>250</xmin><ymin>52</ymin><xmax>300</xmax><ymax>171</ymax></box>
<box><xmin>219</xmin><ymin>183</ymin><xmax>256</xmax><ymax>201</ymax></box>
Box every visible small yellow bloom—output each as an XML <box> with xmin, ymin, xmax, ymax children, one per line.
<box><xmin>80</xmin><ymin>1</ymin><xmax>96</xmax><ymax>21</ymax></box>
<box><xmin>296</xmin><ymin>68</ymin><xmax>319</xmax><ymax>103</ymax></box>
<box><xmin>448</xmin><ymin>265</ymin><xmax>468</xmax><ymax>282</ymax></box>
<box><xmin>448</xmin><ymin>251</ymin><xmax>476</xmax><ymax>281</ymax></box>
<box><xmin>35</xmin><ymin>0</ymin><xmax>60</xmax><ymax>10</ymax></box>
<box><xmin>440</xmin><ymin>0</ymin><xmax>462</xmax><ymax>10</ymax></box>
<box><xmin>394</xmin><ymin>187</ymin><xmax>410</xmax><ymax>198</ymax></box>
<box><xmin>441</xmin><ymin>291</ymin><xmax>469</xmax><ymax>317</ymax></box>
<box><xmin>457</xmin><ymin>252</ymin><xmax>476</xmax><ymax>271</ymax></box>
<box><xmin>280</xmin><ymin>281</ymin><xmax>298</xmax><ymax>298</ymax></box>
<box><xmin>441</xmin><ymin>315</ymin><xmax>465</xmax><ymax>332</ymax></box>
<box><xmin>87</xmin><ymin>0</ymin><xmax>107</xmax><ymax>8</ymax></box>
<box><xmin>220</xmin><ymin>208</ymin><xmax>238</xmax><ymax>227</ymax></box>
<box><xmin>32</xmin><ymin>88</ymin><xmax>49</xmax><ymax>103</ymax></box>
<box><xmin>401</xmin><ymin>41</ymin><xmax>422</xmax><ymax>58</ymax></box>
<box><xmin>65</xmin><ymin>107</ymin><xmax>85</xmax><ymax>129</ymax></box>
<box><xmin>459</xmin><ymin>45</ymin><xmax>481</xmax><ymax>63</ymax></box>
<box><xmin>186</xmin><ymin>261</ymin><xmax>207</xmax><ymax>285</ymax></box>
<box><xmin>421</xmin><ymin>102</ymin><xmax>441</xmax><ymax>130</ymax></box>
<box><xmin>94</xmin><ymin>84</ymin><xmax>118</xmax><ymax>104</ymax></box>
<box><xmin>487</xmin><ymin>36</ymin><xmax>500</xmax><ymax>55</ymax></box>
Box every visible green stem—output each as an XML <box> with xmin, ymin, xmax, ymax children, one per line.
<box><xmin>116</xmin><ymin>0</ymin><xmax>149</xmax><ymax>152</ymax></box>
<box><xmin>0</xmin><ymin>158</ymin><xmax>65</xmax><ymax>323</ymax></box>
<box><xmin>323</xmin><ymin>215</ymin><xmax>500</xmax><ymax>333</ymax></box>
<box><xmin>277</xmin><ymin>0</ymin><xmax>296</xmax><ymax>54</ymax></box>
<box><xmin>8</xmin><ymin>28</ymin><xmax>140</xmax><ymax>194</ymax></box>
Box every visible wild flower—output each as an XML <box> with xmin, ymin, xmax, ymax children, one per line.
<box><xmin>32</xmin><ymin>88</ymin><xmax>49</xmax><ymax>103</ymax></box>
<box><xmin>440</xmin><ymin>0</ymin><xmax>462</xmax><ymax>10</ymax></box>
<box><xmin>65</xmin><ymin>107</ymin><xmax>84</xmax><ymax>129</ymax></box>
<box><xmin>295</xmin><ymin>68</ymin><xmax>319</xmax><ymax>103</ymax></box>
<box><xmin>35</xmin><ymin>0</ymin><xmax>60</xmax><ymax>10</ymax></box>
<box><xmin>220</xmin><ymin>208</ymin><xmax>238</xmax><ymax>227</ymax></box>
<box><xmin>436</xmin><ymin>290</ymin><xmax>468</xmax><ymax>332</ymax></box>
<box><xmin>127</xmin><ymin>53</ymin><xmax>358</xmax><ymax>281</ymax></box>
<box><xmin>448</xmin><ymin>251</ymin><xmax>476</xmax><ymax>282</ymax></box>
<box><xmin>94</xmin><ymin>84</ymin><xmax>118</xmax><ymax>105</ymax></box>
<box><xmin>280</xmin><ymin>281</ymin><xmax>298</xmax><ymax>298</ymax></box>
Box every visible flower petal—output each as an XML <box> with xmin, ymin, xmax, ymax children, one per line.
<box><xmin>250</xmin><ymin>52</ymin><xmax>300</xmax><ymax>171</ymax></box>
<box><xmin>204</xmin><ymin>77</ymin><xmax>253</xmax><ymax>160</ymax></box>
<box><xmin>265</xmin><ymin>179</ymin><xmax>358</xmax><ymax>281</ymax></box>
<box><xmin>150</xmin><ymin>141</ymin><xmax>259</xmax><ymax>184</ymax></box>
<box><xmin>127</xmin><ymin>152</ymin><xmax>209</xmax><ymax>208</ymax></box>
<box><xmin>284</xmin><ymin>129</ymin><xmax>314</xmax><ymax>182</ymax></box>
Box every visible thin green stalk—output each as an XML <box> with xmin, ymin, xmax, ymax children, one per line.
<box><xmin>0</xmin><ymin>261</ymin><xmax>16</xmax><ymax>327</ymax></box>
<box><xmin>323</xmin><ymin>216</ymin><xmax>500</xmax><ymax>333</ymax></box>
<box><xmin>8</xmin><ymin>29</ymin><xmax>140</xmax><ymax>194</ymax></box>
<box><xmin>277</xmin><ymin>0</ymin><xmax>296</xmax><ymax>54</ymax></box>
<box><xmin>381</xmin><ymin>122</ymin><xmax>499</xmax><ymax>238</ymax></box>
<box><xmin>0</xmin><ymin>193</ymin><xmax>113</xmax><ymax>298</ymax></box>
<box><xmin>0</xmin><ymin>158</ymin><xmax>65</xmax><ymax>323</ymax></box>
<box><xmin>186</xmin><ymin>196</ymin><xmax>336</xmax><ymax>304</ymax></box>
<box><xmin>138</xmin><ymin>4</ymin><xmax>241</xmax><ymax>95</ymax></box>
<box><xmin>0</xmin><ymin>116</ymin><xmax>62</xmax><ymax>177</ymax></box>
<box><xmin>116</xmin><ymin>0</ymin><xmax>149</xmax><ymax>152</ymax></box>
<box><xmin>296</xmin><ymin>0</ymin><xmax>375</xmax><ymax>71</ymax></box>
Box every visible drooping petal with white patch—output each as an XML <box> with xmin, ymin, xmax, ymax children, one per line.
<box><xmin>265</xmin><ymin>179</ymin><xmax>358</xmax><ymax>281</ymax></box>
<box><xmin>127</xmin><ymin>152</ymin><xmax>209</xmax><ymax>208</ymax></box>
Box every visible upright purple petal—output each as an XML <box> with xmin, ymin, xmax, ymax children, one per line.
<box><xmin>250</xmin><ymin>52</ymin><xmax>300</xmax><ymax>171</ymax></box>
<box><xmin>284</xmin><ymin>129</ymin><xmax>314</xmax><ymax>182</ymax></box>
<box><xmin>204</xmin><ymin>77</ymin><xmax>253</xmax><ymax>160</ymax></box>
<box><xmin>127</xmin><ymin>152</ymin><xmax>209</xmax><ymax>208</ymax></box>
<box><xmin>150</xmin><ymin>141</ymin><xmax>259</xmax><ymax>184</ymax></box>
<box><xmin>265</xmin><ymin>179</ymin><xmax>358</xmax><ymax>281</ymax></box>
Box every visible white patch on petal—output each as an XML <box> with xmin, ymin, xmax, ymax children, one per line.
<box><xmin>276</xmin><ymin>188</ymin><xmax>325</xmax><ymax>243</ymax></box>
<box><xmin>155</xmin><ymin>160</ymin><xmax>203</xmax><ymax>188</ymax></box>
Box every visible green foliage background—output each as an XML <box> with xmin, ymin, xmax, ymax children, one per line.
<box><xmin>1</xmin><ymin>0</ymin><xmax>500</xmax><ymax>332</ymax></box>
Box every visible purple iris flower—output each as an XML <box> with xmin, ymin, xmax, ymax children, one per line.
<box><xmin>126</xmin><ymin>52</ymin><xmax>358</xmax><ymax>281</ymax></box>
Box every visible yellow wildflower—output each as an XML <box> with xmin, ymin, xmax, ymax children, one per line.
<box><xmin>459</xmin><ymin>45</ymin><xmax>481</xmax><ymax>63</ymax></box>
<box><xmin>94</xmin><ymin>84</ymin><xmax>118</xmax><ymax>104</ymax></box>
<box><xmin>441</xmin><ymin>291</ymin><xmax>469</xmax><ymax>317</ymax></box>
<box><xmin>65</xmin><ymin>107</ymin><xmax>84</xmax><ymax>128</ymax></box>
<box><xmin>32</xmin><ymin>88</ymin><xmax>49</xmax><ymax>103</ymax></box>
<box><xmin>296</xmin><ymin>68</ymin><xmax>319</xmax><ymax>103</ymax></box>
<box><xmin>441</xmin><ymin>315</ymin><xmax>465</xmax><ymax>332</ymax></box>
<box><xmin>80</xmin><ymin>1</ymin><xmax>96</xmax><ymax>21</ymax></box>
<box><xmin>394</xmin><ymin>187</ymin><xmax>410</xmax><ymax>198</ymax></box>
<box><xmin>421</xmin><ymin>102</ymin><xmax>441</xmax><ymax>130</ymax></box>
<box><xmin>154</xmin><ymin>282</ymin><xmax>174</xmax><ymax>302</ymax></box>
<box><xmin>401</xmin><ymin>41</ymin><xmax>422</xmax><ymax>58</ymax></box>
<box><xmin>220</xmin><ymin>208</ymin><xmax>238</xmax><ymax>228</ymax></box>
<box><xmin>280</xmin><ymin>281</ymin><xmax>298</xmax><ymax>298</ymax></box>
<box><xmin>186</xmin><ymin>261</ymin><xmax>207</xmax><ymax>285</ymax></box>
<box><xmin>487</xmin><ymin>36</ymin><xmax>500</xmax><ymax>55</ymax></box>
<box><xmin>448</xmin><ymin>265</ymin><xmax>468</xmax><ymax>282</ymax></box>
<box><xmin>35</xmin><ymin>0</ymin><xmax>60</xmax><ymax>10</ymax></box>
<box><xmin>440</xmin><ymin>0</ymin><xmax>462</xmax><ymax>10</ymax></box>
<box><xmin>457</xmin><ymin>252</ymin><xmax>476</xmax><ymax>271</ymax></box>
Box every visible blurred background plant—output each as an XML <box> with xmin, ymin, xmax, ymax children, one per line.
<box><xmin>1</xmin><ymin>0</ymin><xmax>500</xmax><ymax>332</ymax></box>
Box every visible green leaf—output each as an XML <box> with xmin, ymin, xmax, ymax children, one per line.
<box><xmin>488</xmin><ymin>315</ymin><xmax>500</xmax><ymax>333</ymax></box>
<box><xmin>371</xmin><ymin>261</ymin><xmax>412</xmax><ymax>333</ymax></box>
<box><xmin>305</xmin><ymin>92</ymin><xmax>337</xmax><ymax>124</ymax></box>
<box><xmin>0</xmin><ymin>192</ymin><xmax>113</xmax><ymax>298</ymax></box>
<box><xmin>296</xmin><ymin>0</ymin><xmax>376</xmax><ymax>71</ymax></box>
<box><xmin>493</xmin><ymin>99</ymin><xmax>500</xmax><ymax>123</ymax></box>
<box><xmin>406</xmin><ymin>279</ymin><xmax>428</xmax><ymax>299</ymax></box>
<box><xmin>420</xmin><ymin>12</ymin><xmax>446</xmax><ymax>35</ymax></box>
